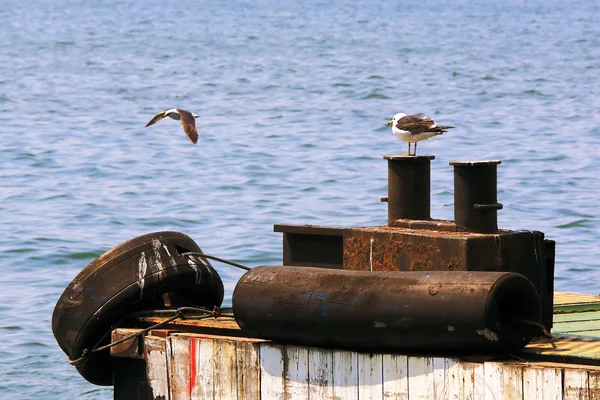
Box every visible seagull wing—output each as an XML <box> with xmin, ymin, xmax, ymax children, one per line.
<box><xmin>177</xmin><ymin>109</ymin><xmax>199</xmax><ymax>144</ymax></box>
<box><xmin>144</xmin><ymin>111</ymin><xmax>168</xmax><ymax>127</ymax></box>
<box><xmin>396</xmin><ymin>116</ymin><xmax>449</xmax><ymax>134</ymax></box>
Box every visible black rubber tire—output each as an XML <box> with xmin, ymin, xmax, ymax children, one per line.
<box><xmin>52</xmin><ymin>231</ymin><xmax>224</xmax><ymax>386</ymax></box>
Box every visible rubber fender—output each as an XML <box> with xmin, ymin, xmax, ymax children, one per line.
<box><xmin>52</xmin><ymin>231</ymin><xmax>224</xmax><ymax>386</ymax></box>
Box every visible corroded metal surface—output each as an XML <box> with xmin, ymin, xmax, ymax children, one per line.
<box><xmin>384</xmin><ymin>155</ymin><xmax>435</xmax><ymax>224</ymax></box>
<box><xmin>450</xmin><ymin>160</ymin><xmax>503</xmax><ymax>233</ymax></box>
<box><xmin>343</xmin><ymin>226</ymin><xmax>554</xmax><ymax>331</ymax></box>
<box><xmin>343</xmin><ymin>227</ymin><xmax>467</xmax><ymax>272</ymax></box>
<box><xmin>276</xmin><ymin>223</ymin><xmax>555</xmax><ymax>331</ymax></box>
<box><xmin>233</xmin><ymin>266</ymin><xmax>541</xmax><ymax>352</ymax></box>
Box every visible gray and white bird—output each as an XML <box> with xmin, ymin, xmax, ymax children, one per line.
<box><xmin>144</xmin><ymin>109</ymin><xmax>199</xmax><ymax>144</ymax></box>
<box><xmin>387</xmin><ymin>112</ymin><xmax>454</xmax><ymax>156</ymax></box>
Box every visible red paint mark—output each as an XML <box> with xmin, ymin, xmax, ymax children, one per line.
<box><xmin>189</xmin><ymin>338</ymin><xmax>197</xmax><ymax>396</ymax></box>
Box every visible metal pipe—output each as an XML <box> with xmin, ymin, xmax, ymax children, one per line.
<box><xmin>384</xmin><ymin>155</ymin><xmax>435</xmax><ymax>224</ymax></box>
<box><xmin>450</xmin><ymin>160</ymin><xmax>503</xmax><ymax>233</ymax></box>
<box><xmin>233</xmin><ymin>266</ymin><xmax>541</xmax><ymax>352</ymax></box>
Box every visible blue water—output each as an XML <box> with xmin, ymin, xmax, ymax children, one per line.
<box><xmin>1</xmin><ymin>0</ymin><xmax>599</xmax><ymax>397</ymax></box>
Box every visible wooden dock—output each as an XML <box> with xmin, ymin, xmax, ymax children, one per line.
<box><xmin>111</xmin><ymin>330</ymin><xmax>600</xmax><ymax>400</ymax></box>
<box><xmin>110</xmin><ymin>291</ymin><xmax>600</xmax><ymax>400</ymax></box>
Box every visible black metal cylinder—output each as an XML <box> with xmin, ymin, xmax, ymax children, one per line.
<box><xmin>384</xmin><ymin>155</ymin><xmax>435</xmax><ymax>225</ymax></box>
<box><xmin>450</xmin><ymin>160</ymin><xmax>503</xmax><ymax>233</ymax></box>
<box><xmin>233</xmin><ymin>266</ymin><xmax>541</xmax><ymax>352</ymax></box>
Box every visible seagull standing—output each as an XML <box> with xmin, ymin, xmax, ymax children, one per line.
<box><xmin>387</xmin><ymin>112</ymin><xmax>454</xmax><ymax>156</ymax></box>
<box><xmin>144</xmin><ymin>109</ymin><xmax>199</xmax><ymax>144</ymax></box>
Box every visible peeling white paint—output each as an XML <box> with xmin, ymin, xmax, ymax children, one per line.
<box><xmin>146</xmin><ymin>335</ymin><xmax>583</xmax><ymax>400</ymax></box>
<box><xmin>202</xmin><ymin>256</ymin><xmax>213</xmax><ymax>279</ymax></box>
<box><xmin>447</xmin><ymin>325</ymin><xmax>455</xmax><ymax>332</ymax></box>
<box><xmin>476</xmin><ymin>329</ymin><xmax>499</xmax><ymax>342</ymax></box>
<box><xmin>374</xmin><ymin>321</ymin><xmax>387</xmax><ymax>328</ymax></box>
<box><xmin>146</xmin><ymin>346</ymin><xmax>168</xmax><ymax>399</ymax></box>
<box><xmin>138</xmin><ymin>252</ymin><xmax>148</xmax><ymax>298</ymax></box>
<box><xmin>187</xmin><ymin>257</ymin><xmax>201</xmax><ymax>285</ymax></box>
<box><xmin>195</xmin><ymin>253</ymin><xmax>211</xmax><ymax>269</ymax></box>
<box><xmin>192</xmin><ymin>255</ymin><xmax>212</xmax><ymax>281</ymax></box>
<box><xmin>151</xmin><ymin>239</ymin><xmax>165</xmax><ymax>275</ymax></box>
<box><xmin>162</xmin><ymin>245</ymin><xmax>177</xmax><ymax>267</ymax></box>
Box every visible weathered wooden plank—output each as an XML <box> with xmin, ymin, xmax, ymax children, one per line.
<box><xmin>144</xmin><ymin>335</ymin><xmax>170</xmax><ymax>400</ymax></box>
<box><xmin>358</xmin><ymin>352</ymin><xmax>383</xmax><ymax>400</ymax></box>
<box><xmin>111</xmin><ymin>328</ymin><xmax>143</xmax><ymax>359</ymax></box>
<box><xmin>554</xmin><ymin>311</ymin><xmax>600</xmax><ymax>323</ymax></box>
<box><xmin>142</xmin><ymin>315</ymin><xmax>241</xmax><ymax>331</ymax></box>
<box><xmin>259</xmin><ymin>343</ymin><xmax>286</xmax><ymax>400</ymax></box>
<box><xmin>408</xmin><ymin>357</ymin><xmax>435</xmax><ymax>400</ymax></box>
<box><xmin>382</xmin><ymin>354</ymin><xmax>408</xmax><ymax>400</ymax></box>
<box><xmin>589</xmin><ymin>370</ymin><xmax>600</xmax><ymax>399</ymax></box>
<box><xmin>214</xmin><ymin>339</ymin><xmax>238</xmax><ymax>400</ymax></box>
<box><xmin>191</xmin><ymin>337</ymin><xmax>215</xmax><ymax>400</ymax></box>
<box><xmin>554</xmin><ymin>291</ymin><xmax>600</xmax><ymax>307</ymax></box>
<box><xmin>283</xmin><ymin>345</ymin><xmax>309</xmax><ymax>398</ymax></box>
<box><xmin>563</xmin><ymin>368</ymin><xmax>590</xmax><ymax>400</ymax></box>
<box><xmin>554</xmin><ymin>313</ymin><xmax>600</xmax><ymax>329</ymax></box>
<box><xmin>236</xmin><ymin>341</ymin><xmax>260</xmax><ymax>400</ymax></box>
<box><xmin>541</xmin><ymin>367</ymin><xmax>563</xmax><ymax>400</ymax></box>
<box><xmin>142</xmin><ymin>330</ymin><xmax>600</xmax><ymax>400</ymax></box>
<box><xmin>432</xmin><ymin>357</ymin><xmax>447</xmax><ymax>398</ymax></box>
<box><xmin>332</xmin><ymin>349</ymin><xmax>358</xmax><ymax>400</ymax></box>
<box><xmin>523</xmin><ymin>366</ymin><xmax>563</xmax><ymax>400</ymax></box>
<box><xmin>483</xmin><ymin>362</ymin><xmax>502</xmax><ymax>400</ymax></box>
<box><xmin>459</xmin><ymin>362</ymin><xmax>485</xmax><ymax>400</ymax></box>
<box><xmin>168</xmin><ymin>336</ymin><xmax>191</xmax><ymax>400</ymax></box>
<box><xmin>523</xmin><ymin>366</ymin><xmax>543</xmax><ymax>400</ymax></box>
<box><xmin>484</xmin><ymin>363</ymin><xmax>523</xmax><ymax>400</ymax></box>
<box><xmin>503</xmin><ymin>364</ymin><xmax>524</xmax><ymax>400</ymax></box>
<box><xmin>308</xmin><ymin>347</ymin><xmax>333</xmax><ymax>399</ymax></box>
<box><xmin>444</xmin><ymin>358</ymin><xmax>460</xmax><ymax>400</ymax></box>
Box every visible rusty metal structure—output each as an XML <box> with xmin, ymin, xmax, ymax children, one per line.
<box><xmin>275</xmin><ymin>154</ymin><xmax>556</xmax><ymax>331</ymax></box>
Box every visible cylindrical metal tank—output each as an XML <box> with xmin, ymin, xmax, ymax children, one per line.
<box><xmin>233</xmin><ymin>266</ymin><xmax>541</xmax><ymax>352</ymax></box>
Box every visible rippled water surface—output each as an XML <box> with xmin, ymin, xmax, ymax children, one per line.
<box><xmin>1</xmin><ymin>0</ymin><xmax>599</xmax><ymax>397</ymax></box>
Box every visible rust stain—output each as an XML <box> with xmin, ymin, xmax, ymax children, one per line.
<box><xmin>343</xmin><ymin>228</ymin><xmax>466</xmax><ymax>273</ymax></box>
<box><xmin>343</xmin><ymin>236</ymin><xmax>370</xmax><ymax>271</ymax></box>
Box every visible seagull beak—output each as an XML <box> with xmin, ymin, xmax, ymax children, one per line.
<box><xmin>387</xmin><ymin>120</ymin><xmax>393</xmax><ymax>126</ymax></box>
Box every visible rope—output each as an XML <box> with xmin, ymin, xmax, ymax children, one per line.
<box><xmin>67</xmin><ymin>306</ymin><xmax>219</xmax><ymax>366</ymax></box>
<box><xmin>181</xmin><ymin>251</ymin><xmax>251</xmax><ymax>271</ymax></box>
<box><xmin>513</xmin><ymin>318</ymin><xmax>557</xmax><ymax>349</ymax></box>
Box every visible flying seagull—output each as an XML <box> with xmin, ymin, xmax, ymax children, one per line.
<box><xmin>387</xmin><ymin>112</ymin><xmax>454</xmax><ymax>156</ymax></box>
<box><xmin>144</xmin><ymin>109</ymin><xmax>199</xmax><ymax>144</ymax></box>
